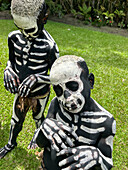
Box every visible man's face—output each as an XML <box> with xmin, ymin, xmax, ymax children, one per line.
<box><xmin>53</xmin><ymin>69</ymin><xmax>92</xmax><ymax>114</ymax></box>
<box><xmin>51</xmin><ymin>58</ymin><xmax>91</xmax><ymax>114</ymax></box>
<box><xmin>53</xmin><ymin>76</ymin><xmax>86</xmax><ymax>114</ymax></box>
<box><xmin>13</xmin><ymin>14</ymin><xmax>39</xmax><ymax>40</ymax></box>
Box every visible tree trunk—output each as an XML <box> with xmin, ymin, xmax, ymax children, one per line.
<box><xmin>97</xmin><ymin>0</ymin><xmax>100</xmax><ymax>10</ymax></box>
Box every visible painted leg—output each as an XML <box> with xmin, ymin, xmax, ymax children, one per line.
<box><xmin>27</xmin><ymin>95</ymin><xmax>49</xmax><ymax>149</ymax></box>
<box><xmin>0</xmin><ymin>94</ymin><xmax>29</xmax><ymax>159</ymax></box>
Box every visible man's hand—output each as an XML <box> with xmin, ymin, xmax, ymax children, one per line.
<box><xmin>38</xmin><ymin>118</ymin><xmax>78</xmax><ymax>152</ymax></box>
<box><xmin>4</xmin><ymin>66</ymin><xmax>20</xmax><ymax>94</ymax></box>
<box><xmin>57</xmin><ymin>146</ymin><xmax>99</xmax><ymax>170</ymax></box>
<box><xmin>18</xmin><ymin>74</ymin><xmax>37</xmax><ymax>97</ymax></box>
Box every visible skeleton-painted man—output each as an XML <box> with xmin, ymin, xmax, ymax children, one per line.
<box><xmin>0</xmin><ymin>0</ymin><xmax>59</xmax><ymax>159</ymax></box>
<box><xmin>35</xmin><ymin>55</ymin><xmax>116</xmax><ymax>170</ymax></box>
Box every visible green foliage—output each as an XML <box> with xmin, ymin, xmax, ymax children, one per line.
<box><xmin>78</xmin><ymin>4</ymin><xmax>91</xmax><ymax>20</ymax></box>
<box><xmin>92</xmin><ymin>16</ymin><xmax>104</xmax><ymax>27</ymax></box>
<box><xmin>102</xmin><ymin>11</ymin><xmax>114</xmax><ymax>20</ymax></box>
<box><xmin>0</xmin><ymin>2</ymin><xmax>10</xmax><ymax>11</ymax></box>
<box><xmin>0</xmin><ymin>0</ymin><xmax>127</xmax><ymax>28</ymax></box>
<box><xmin>103</xmin><ymin>11</ymin><xmax>115</xmax><ymax>26</ymax></box>
<box><xmin>46</xmin><ymin>0</ymin><xmax>65</xmax><ymax>18</ymax></box>
<box><xmin>94</xmin><ymin>9</ymin><xmax>103</xmax><ymax>17</ymax></box>
<box><xmin>0</xmin><ymin>20</ymin><xmax>128</xmax><ymax>169</ymax></box>
<box><xmin>53</xmin><ymin>4</ymin><xmax>65</xmax><ymax>18</ymax></box>
<box><xmin>114</xmin><ymin>9</ymin><xmax>125</xmax><ymax>18</ymax></box>
<box><xmin>71</xmin><ymin>9</ymin><xmax>78</xmax><ymax>18</ymax></box>
<box><xmin>114</xmin><ymin>9</ymin><xmax>126</xmax><ymax>28</ymax></box>
<box><xmin>118</xmin><ymin>21</ymin><xmax>125</xmax><ymax>29</ymax></box>
<box><xmin>46</xmin><ymin>0</ymin><xmax>128</xmax><ymax>28</ymax></box>
<box><xmin>71</xmin><ymin>4</ymin><xmax>92</xmax><ymax>25</ymax></box>
<box><xmin>51</xmin><ymin>0</ymin><xmax>75</xmax><ymax>13</ymax></box>
<box><xmin>45</xmin><ymin>0</ymin><xmax>55</xmax><ymax>12</ymax></box>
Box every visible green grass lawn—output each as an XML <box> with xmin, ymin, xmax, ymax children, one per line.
<box><xmin>0</xmin><ymin>19</ymin><xmax>128</xmax><ymax>169</ymax></box>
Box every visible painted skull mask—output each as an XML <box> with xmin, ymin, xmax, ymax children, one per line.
<box><xmin>50</xmin><ymin>55</ymin><xmax>90</xmax><ymax>114</ymax></box>
<box><xmin>11</xmin><ymin>0</ymin><xmax>46</xmax><ymax>40</ymax></box>
<box><xmin>13</xmin><ymin>14</ymin><xmax>39</xmax><ymax>40</ymax></box>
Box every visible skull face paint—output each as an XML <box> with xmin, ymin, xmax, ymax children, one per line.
<box><xmin>11</xmin><ymin>0</ymin><xmax>46</xmax><ymax>40</ymax></box>
<box><xmin>13</xmin><ymin>14</ymin><xmax>39</xmax><ymax>39</ymax></box>
<box><xmin>50</xmin><ymin>55</ymin><xmax>89</xmax><ymax>114</ymax></box>
<box><xmin>53</xmin><ymin>79</ymin><xmax>85</xmax><ymax>114</ymax></box>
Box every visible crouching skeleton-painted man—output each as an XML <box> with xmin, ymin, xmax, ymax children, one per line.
<box><xmin>0</xmin><ymin>0</ymin><xmax>59</xmax><ymax>159</ymax></box>
<box><xmin>35</xmin><ymin>55</ymin><xmax>116</xmax><ymax>170</ymax></box>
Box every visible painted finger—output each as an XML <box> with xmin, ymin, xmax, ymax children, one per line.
<box><xmin>51</xmin><ymin>144</ymin><xmax>60</xmax><ymax>152</ymax></box>
<box><xmin>11</xmin><ymin>76</ymin><xmax>19</xmax><ymax>92</ymax></box>
<box><xmin>46</xmin><ymin>119</ymin><xmax>75</xmax><ymax>147</ymax></box>
<box><xmin>59</xmin><ymin>124</ymin><xmax>78</xmax><ymax>140</ymax></box>
<box><xmin>10</xmin><ymin>74</ymin><xmax>18</xmax><ymax>93</ymax></box>
<box><xmin>83</xmin><ymin>160</ymin><xmax>97</xmax><ymax>170</ymax></box>
<box><xmin>47</xmin><ymin>135</ymin><xmax>60</xmax><ymax>152</ymax></box>
<box><xmin>4</xmin><ymin>79</ymin><xmax>9</xmax><ymax>91</ymax></box>
<box><xmin>16</xmin><ymin>76</ymin><xmax>20</xmax><ymax>86</ymax></box>
<box><xmin>9</xmin><ymin>79</ymin><xmax>15</xmax><ymax>93</ymax></box>
<box><xmin>57</xmin><ymin>129</ymin><xmax>74</xmax><ymax>147</ymax></box>
<box><xmin>24</xmin><ymin>87</ymin><xmax>30</xmax><ymax>97</ymax></box>
<box><xmin>29</xmin><ymin>79</ymin><xmax>36</xmax><ymax>88</ymax></box>
<box><xmin>54</xmin><ymin>120</ymin><xmax>78</xmax><ymax>140</ymax></box>
<box><xmin>53</xmin><ymin>133</ymin><xmax>67</xmax><ymax>149</ymax></box>
<box><xmin>4</xmin><ymin>72</ymin><xmax>8</xmax><ymax>87</ymax></box>
<box><xmin>45</xmin><ymin>119</ymin><xmax>59</xmax><ymax>131</ymax></box>
<box><xmin>66</xmin><ymin>136</ymin><xmax>75</xmax><ymax>147</ymax></box>
<box><xmin>20</xmin><ymin>85</ymin><xmax>29</xmax><ymax>97</ymax></box>
<box><xmin>43</xmin><ymin>122</ymin><xmax>54</xmax><ymax>135</ymax></box>
<box><xmin>62</xmin><ymin>163</ymin><xmax>81</xmax><ymax>170</ymax></box>
<box><xmin>24</xmin><ymin>78</ymin><xmax>31</xmax><ymax>87</ymax></box>
<box><xmin>70</xmin><ymin>130</ymin><xmax>78</xmax><ymax>140</ymax></box>
<box><xmin>57</xmin><ymin>148</ymin><xmax>77</xmax><ymax>157</ymax></box>
<box><xmin>6</xmin><ymin>74</ymin><xmax>11</xmax><ymax>91</ymax></box>
<box><xmin>19</xmin><ymin>85</ymin><xmax>24</xmax><ymax>96</ymax></box>
<box><xmin>59</xmin><ymin>155</ymin><xmax>75</xmax><ymax>167</ymax></box>
<box><xmin>23</xmin><ymin>75</ymin><xmax>37</xmax><ymax>88</ymax></box>
<box><xmin>7</xmin><ymin>76</ymin><xmax>14</xmax><ymax>93</ymax></box>
<box><xmin>41</xmin><ymin>125</ymin><xmax>60</xmax><ymax>152</ymax></box>
<box><xmin>18</xmin><ymin>83</ymin><xmax>22</xmax><ymax>92</ymax></box>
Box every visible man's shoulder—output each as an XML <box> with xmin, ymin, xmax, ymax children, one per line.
<box><xmin>8</xmin><ymin>30</ymin><xmax>21</xmax><ymax>38</ymax></box>
<box><xmin>91</xmin><ymin>98</ymin><xmax>114</xmax><ymax>118</ymax></box>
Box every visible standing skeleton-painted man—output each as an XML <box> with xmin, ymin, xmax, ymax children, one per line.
<box><xmin>35</xmin><ymin>55</ymin><xmax>116</xmax><ymax>170</ymax></box>
<box><xmin>0</xmin><ymin>0</ymin><xmax>59</xmax><ymax>159</ymax></box>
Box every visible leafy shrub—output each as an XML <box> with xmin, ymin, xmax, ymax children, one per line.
<box><xmin>0</xmin><ymin>2</ymin><xmax>10</xmax><ymax>11</ymax></box>
<box><xmin>78</xmin><ymin>4</ymin><xmax>91</xmax><ymax>21</ymax></box>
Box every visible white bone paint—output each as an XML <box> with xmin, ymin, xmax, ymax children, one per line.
<box><xmin>50</xmin><ymin>56</ymin><xmax>86</xmax><ymax>113</ymax></box>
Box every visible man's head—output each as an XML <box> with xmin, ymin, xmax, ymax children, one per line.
<box><xmin>11</xmin><ymin>0</ymin><xmax>47</xmax><ymax>40</ymax></box>
<box><xmin>50</xmin><ymin>55</ymin><xmax>94</xmax><ymax>114</ymax></box>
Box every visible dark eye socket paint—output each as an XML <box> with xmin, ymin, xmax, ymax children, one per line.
<box><xmin>66</xmin><ymin>81</ymin><xmax>79</xmax><ymax>91</ymax></box>
<box><xmin>53</xmin><ymin>85</ymin><xmax>63</xmax><ymax>97</ymax></box>
<box><xmin>24</xmin><ymin>28</ymin><xmax>36</xmax><ymax>33</ymax></box>
<box><xmin>14</xmin><ymin>23</ymin><xmax>36</xmax><ymax>34</ymax></box>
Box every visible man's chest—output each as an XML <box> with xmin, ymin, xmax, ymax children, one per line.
<box><xmin>13</xmin><ymin>38</ymin><xmax>50</xmax><ymax>64</ymax></box>
<box><xmin>55</xmin><ymin>110</ymin><xmax>106</xmax><ymax>146</ymax></box>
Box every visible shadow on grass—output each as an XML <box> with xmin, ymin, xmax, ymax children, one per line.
<box><xmin>0</xmin><ymin>147</ymin><xmax>40</xmax><ymax>169</ymax></box>
<box><xmin>0</xmin><ymin>123</ymin><xmax>40</xmax><ymax>169</ymax></box>
<box><xmin>0</xmin><ymin>122</ymin><xmax>10</xmax><ymax>147</ymax></box>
